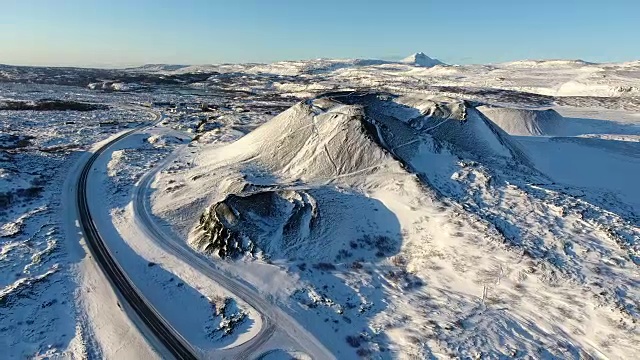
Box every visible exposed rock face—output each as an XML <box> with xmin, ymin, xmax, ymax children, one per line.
<box><xmin>194</xmin><ymin>190</ymin><xmax>318</xmax><ymax>258</ymax></box>
<box><xmin>195</xmin><ymin>199</ymin><xmax>254</xmax><ymax>259</ymax></box>
<box><xmin>205</xmin><ymin>297</ymin><xmax>247</xmax><ymax>340</ymax></box>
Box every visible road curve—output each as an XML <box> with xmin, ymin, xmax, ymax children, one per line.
<box><xmin>77</xmin><ymin>114</ymin><xmax>198</xmax><ymax>360</ymax></box>
<box><xmin>133</xmin><ymin>155</ymin><xmax>276</xmax><ymax>358</ymax></box>
<box><xmin>133</xmin><ymin>143</ymin><xmax>334</xmax><ymax>359</ymax></box>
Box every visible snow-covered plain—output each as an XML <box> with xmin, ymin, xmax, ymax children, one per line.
<box><xmin>1</xmin><ymin>54</ymin><xmax>639</xmax><ymax>359</ymax></box>
<box><xmin>0</xmin><ymin>86</ymin><xmax>152</xmax><ymax>358</ymax></box>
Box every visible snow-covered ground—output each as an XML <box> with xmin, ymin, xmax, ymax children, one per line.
<box><xmin>0</xmin><ymin>86</ymin><xmax>151</xmax><ymax>358</ymax></box>
<box><xmin>151</xmin><ymin>92</ymin><xmax>639</xmax><ymax>358</ymax></box>
<box><xmin>1</xmin><ymin>54</ymin><xmax>639</xmax><ymax>359</ymax></box>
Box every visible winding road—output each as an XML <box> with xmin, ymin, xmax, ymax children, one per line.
<box><xmin>76</xmin><ymin>109</ymin><xmax>333</xmax><ymax>359</ymax></box>
<box><xmin>133</xmin><ymin>138</ymin><xmax>333</xmax><ymax>360</ymax></box>
<box><xmin>76</xmin><ymin>112</ymin><xmax>197</xmax><ymax>360</ymax></box>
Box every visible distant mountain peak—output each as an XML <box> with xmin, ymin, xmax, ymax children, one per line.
<box><xmin>401</xmin><ymin>52</ymin><xmax>445</xmax><ymax>67</ymax></box>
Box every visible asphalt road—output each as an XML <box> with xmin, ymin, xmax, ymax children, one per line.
<box><xmin>76</xmin><ymin>115</ymin><xmax>198</xmax><ymax>360</ymax></box>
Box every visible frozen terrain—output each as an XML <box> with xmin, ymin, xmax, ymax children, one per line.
<box><xmin>1</xmin><ymin>53</ymin><xmax>639</xmax><ymax>359</ymax></box>
<box><xmin>152</xmin><ymin>92</ymin><xmax>640</xmax><ymax>358</ymax></box>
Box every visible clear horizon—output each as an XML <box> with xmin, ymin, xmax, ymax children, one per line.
<box><xmin>1</xmin><ymin>0</ymin><xmax>639</xmax><ymax>68</ymax></box>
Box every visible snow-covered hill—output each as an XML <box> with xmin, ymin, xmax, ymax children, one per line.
<box><xmin>151</xmin><ymin>92</ymin><xmax>640</xmax><ymax>358</ymax></box>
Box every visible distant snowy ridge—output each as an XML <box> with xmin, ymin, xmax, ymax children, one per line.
<box><xmin>500</xmin><ymin>59</ymin><xmax>594</xmax><ymax>68</ymax></box>
<box><xmin>125</xmin><ymin>52</ymin><xmax>447</xmax><ymax>76</ymax></box>
<box><xmin>125</xmin><ymin>64</ymin><xmax>190</xmax><ymax>72</ymax></box>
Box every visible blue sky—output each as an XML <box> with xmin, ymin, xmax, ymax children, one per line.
<box><xmin>1</xmin><ymin>0</ymin><xmax>638</xmax><ymax>67</ymax></box>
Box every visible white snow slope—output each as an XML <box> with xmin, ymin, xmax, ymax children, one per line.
<box><xmin>477</xmin><ymin>106</ymin><xmax>566</xmax><ymax>136</ymax></box>
<box><xmin>152</xmin><ymin>92</ymin><xmax>640</xmax><ymax>359</ymax></box>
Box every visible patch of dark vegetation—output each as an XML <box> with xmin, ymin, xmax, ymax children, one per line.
<box><xmin>352</xmin><ymin>234</ymin><xmax>398</xmax><ymax>257</ymax></box>
<box><xmin>346</xmin><ymin>334</ymin><xmax>364</xmax><ymax>347</ymax></box>
<box><xmin>384</xmin><ymin>267</ymin><xmax>424</xmax><ymax>290</ymax></box>
<box><xmin>0</xmin><ymin>100</ymin><xmax>108</xmax><ymax>111</ymax></box>
<box><xmin>0</xmin><ymin>133</ymin><xmax>34</xmax><ymax>149</ymax></box>
<box><xmin>313</xmin><ymin>262</ymin><xmax>337</xmax><ymax>271</ymax></box>
<box><xmin>17</xmin><ymin>186</ymin><xmax>44</xmax><ymax>198</ymax></box>
<box><xmin>0</xmin><ymin>185</ymin><xmax>45</xmax><ymax>210</ymax></box>
<box><xmin>335</xmin><ymin>249</ymin><xmax>353</xmax><ymax>261</ymax></box>
<box><xmin>38</xmin><ymin>144</ymin><xmax>81</xmax><ymax>153</ymax></box>
<box><xmin>0</xmin><ymin>64</ymin><xmax>217</xmax><ymax>88</ymax></box>
<box><xmin>0</xmin><ymin>271</ymin><xmax>56</xmax><ymax>308</ymax></box>
<box><xmin>557</xmin><ymin>95</ymin><xmax>640</xmax><ymax>112</ymax></box>
<box><xmin>356</xmin><ymin>348</ymin><xmax>373</xmax><ymax>357</ymax></box>
<box><xmin>434</xmin><ymin>85</ymin><xmax>555</xmax><ymax>107</ymax></box>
